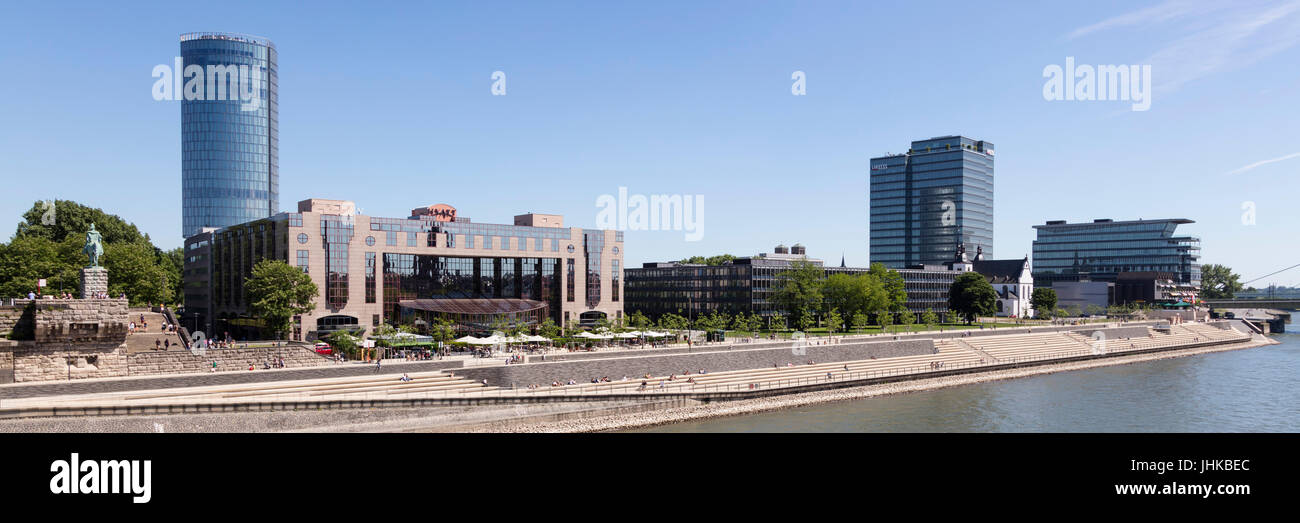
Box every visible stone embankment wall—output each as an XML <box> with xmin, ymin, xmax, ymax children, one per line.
<box><xmin>125</xmin><ymin>345</ymin><xmax>335</xmax><ymax>375</ymax></box>
<box><xmin>454</xmin><ymin>339</ymin><xmax>933</xmax><ymax>388</ymax></box>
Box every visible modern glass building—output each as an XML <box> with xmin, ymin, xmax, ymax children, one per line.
<box><xmin>1031</xmin><ymin>219</ymin><xmax>1201</xmax><ymax>288</ymax></box>
<box><xmin>180</xmin><ymin>32</ymin><xmax>278</xmax><ymax>238</ymax></box>
<box><xmin>869</xmin><ymin>136</ymin><xmax>994</xmax><ymax>268</ymax></box>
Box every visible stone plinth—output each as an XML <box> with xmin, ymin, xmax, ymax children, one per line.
<box><xmin>80</xmin><ymin>267</ymin><xmax>109</xmax><ymax>298</ymax></box>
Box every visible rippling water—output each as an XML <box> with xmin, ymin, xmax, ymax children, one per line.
<box><xmin>627</xmin><ymin>332</ymin><xmax>1300</xmax><ymax>432</ymax></box>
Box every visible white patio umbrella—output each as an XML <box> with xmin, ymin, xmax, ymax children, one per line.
<box><xmin>453</xmin><ymin>335</ymin><xmax>482</xmax><ymax>344</ymax></box>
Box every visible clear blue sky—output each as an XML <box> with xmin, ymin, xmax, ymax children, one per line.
<box><xmin>2</xmin><ymin>0</ymin><xmax>1298</xmax><ymax>287</ymax></box>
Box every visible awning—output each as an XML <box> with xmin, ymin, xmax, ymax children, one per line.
<box><xmin>399</xmin><ymin>298</ymin><xmax>547</xmax><ymax>315</ymax></box>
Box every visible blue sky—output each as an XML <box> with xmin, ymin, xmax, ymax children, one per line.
<box><xmin>2</xmin><ymin>0</ymin><xmax>1299</xmax><ymax>287</ymax></box>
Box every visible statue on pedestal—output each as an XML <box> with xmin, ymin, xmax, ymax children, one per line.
<box><xmin>84</xmin><ymin>223</ymin><xmax>104</xmax><ymax>268</ymax></box>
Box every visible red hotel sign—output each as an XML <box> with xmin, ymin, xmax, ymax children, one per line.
<box><xmin>413</xmin><ymin>204</ymin><xmax>457</xmax><ymax>222</ymax></box>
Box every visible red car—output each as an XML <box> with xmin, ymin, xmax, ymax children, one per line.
<box><xmin>313</xmin><ymin>342</ymin><xmax>333</xmax><ymax>355</ymax></box>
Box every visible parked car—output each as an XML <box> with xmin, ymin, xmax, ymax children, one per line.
<box><xmin>313</xmin><ymin>342</ymin><xmax>333</xmax><ymax>355</ymax></box>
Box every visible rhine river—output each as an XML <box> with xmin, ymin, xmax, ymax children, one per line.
<box><xmin>628</xmin><ymin>332</ymin><xmax>1300</xmax><ymax>432</ymax></box>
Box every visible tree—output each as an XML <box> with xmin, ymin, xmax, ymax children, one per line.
<box><xmin>876</xmin><ymin>310</ymin><xmax>893</xmax><ymax>333</ymax></box>
<box><xmin>730</xmin><ymin>311</ymin><xmax>750</xmax><ymax>332</ymax></box>
<box><xmin>658</xmin><ymin>312</ymin><xmax>688</xmax><ymax>332</ymax></box>
<box><xmin>921</xmin><ymin>309</ymin><xmax>939</xmax><ymax>331</ymax></box>
<box><xmin>104</xmin><ymin>241</ymin><xmax>174</xmax><ymax>305</ymax></box>
<box><xmin>851</xmin><ymin>311</ymin><xmax>870</xmax><ymax>334</ymax></box>
<box><xmin>14</xmin><ymin>199</ymin><xmax>148</xmax><ymax>245</ymax></box>
<box><xmin>825</xmin><ymin>308</ymin><xmax>843</xmax><ymax>334</ymax></box>
<box><xmin>1200</xmin><ymin>264</ymin><xmax>1242</xmax><ymax>299</ymax></box>
<box><xmin>797</xmin><ymin>313</ymin><xmax>816</xmax><ymax>332</ymax></box>
<box><xmin>769</xmin><ymin>312</ymin><xmax>786</xmax><ymax>332</ymax></box>
<box><xmin>772</xmin><ymin>260</ymin><xmax>825</xmax><ymax>330</ymax></box>
<box><xmin>244</xmin><ymin>259</ymin><xmax>319</xmax><ymax>340</ymax></box>
<box><xmin>326</xmin><ymin>330</ymin><xmax>359</xmax><ymax>358</ymax></box>
<box><xmin>897</xmin><ymin>309</ymin><xmax>916</xmax><ymax>331</ymax></box>
<box><xmin>823</xmin><ymin>273</ymin><xmax>888</xmax><ymax>321</ymax></box>
<box><xmin>679</xmin><ymin>254</ymin><xmax>736</xmax><ymax>266</ymax></box>
<box><xmin>0</xmin><ymin>235</ymin><xmax>67</xmax><ymax>298</ymax></box>
<box><xmin>538</xmin><ymin>317</ymin><xmax>561</xmax><ymax>338</ymax></box>
<box><xmin>868</xmin><ymin>263</ymin><xmax>908</xmax><ymax>311</ymax></box>
<box><xmin>948</xmin><ymin>272</ymin><xmax>997</xmax><ymax>324</ymax></box>
<box><xmin>945</xmin><ymin>309</ymin><xmax>960</xmax><ymax>325</ymax></box>
<box><xmin>627</xmin><ymin>311</ymin><xmax>651</xmax><ymax>329</ymax></box>
<box><xmin>1031</xmin><ymin>288</ymin><xmax>1057</xmax><ymax>319</ymax></box>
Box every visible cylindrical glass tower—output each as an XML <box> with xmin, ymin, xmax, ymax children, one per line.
<box><xmin>180</xmin><ymin>32</ymin><xmax>278</xmax><ymax>238</ymax></box>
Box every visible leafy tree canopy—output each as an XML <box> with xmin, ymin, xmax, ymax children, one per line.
<box><xmin>245</xmin><ymin>259</ymin><xmax>319</xmax><ymax>339</ymax></box>
<box><xmin>948</xmin><ymin>272</ymin><xmax>998</xmax><ymax>324</ymax></box>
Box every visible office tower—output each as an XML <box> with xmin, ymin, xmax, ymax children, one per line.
<box><xmin>869</xmin><ymin>135</ymin><xmax>994</xmax><ymax>268</ymax></box>
<box><xmin>180</xmin><ymin>32</ymin><xmax>278</xmax><ymax>238</ymax></box>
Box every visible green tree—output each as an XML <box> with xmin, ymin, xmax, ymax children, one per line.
<box><xmin>945</xmin><ymin>309</ymin><xmax>960</xmax><ymax>325</ymax></box>
<box><xmin>244</xmin><ymin>259</ymin><xmax>319</xmax><ymax>340</ymax></box>
<box><xmin>897</xmin><ymin>309</ymin><xmax>916</xmax><ymax>331</ymax></box>
<box><xmin>876</xmin><ymin>310</ymin><xmax>894</xmax><ymax>333</ymax></box>
<box><xmin>538</xmin><ymin>317</ymin><xmax>561</xmax><ymax>338</ymax></box>
<box><xmin>867</xmin><ymin>263</ymin><xmax>908</xmax><ymax>311</ymax></box>
<box><xmin>658</xmin><ymin>312</ymin><xmax>688</xmax><ymax>331</ymax></box>
<box><xmin>797</xmin><ymin>312</ymin><xmax>816</xmax><ymax>332</ymax></box>
<box><xmin>326</xmin><ymin>330</ymin><xmax>359</xmax><ymax>358</ymax></box>
<box><xmin>851</xmin><ymin>311</ymin><xmax>870</xmax><ymax>334</ymax></box>
<box><xmin>825</xmin><ymin>308</ymin><xmax>843</xmax><ymax>334</ymax></box>
<box><xmin>948</xmin><ymin>272</ymin><xmax>997</xmax><ymax>324</ymax></box>
<box><xmin>103</xmin><ymin>241</ymin><xmax>174</xmax><ymax>305</ymax></box>
<box><xmin>772</xmin><ymin>259</ymin><xmax>825</xmax><ymax>330</ymax></box>
<box><xmin>921</xmin><ymin>309</ymin><xmax>939</xmax><ymax>331</ymax></box>
<box><xmin>1031</xmin><ymin>287</ymin><xmax>1058</xmax><ymax>319</ymax></box>
<box><xmin>627</xmin><ymin>311</ymin><xmax>651</xmax><ymax>329</ymax></box>
<box><xmin>1200</xmin><ymin>264</ymin><xmax>1242</xmax><ymax>299</ymax></box>
<box><xmin>14</xmin><ymin>199</ymin><xmax>148</xmax><ymax>245</ymax></box>
<box><xmin>679</xmin><ymin>254</ymin><xmax>736</xmax><ymax>266</ymax></box>
<box><xmin>769</xmin><ymin>312</ymin><xmax>787</xmax><ymax>332</ymax></box>
<box><xmin>822</xmin><ymin>273</ymin><xmax>888</xmax><ymax>320</ymax></box>
<box><xmin>0</xmin><ymin>235</ymin><xmax>68</xmax><ymax>298</ymax></box>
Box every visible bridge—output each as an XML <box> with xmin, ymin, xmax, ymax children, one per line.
<box><xmin>1203</xmin><ymin>299</ymin><xmax>1300</xmax><ymax>310</ymax></box>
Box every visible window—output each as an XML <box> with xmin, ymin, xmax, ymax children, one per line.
<box><xmin>567</xmin><ymin>258</ymin><xmax>575</xmax><ymax>302</ymax></box>
<box><xmin>297</xmin><ymin>250</ymin><xmax>309</xmax><ymax>273</ymax></box>
<box><xmin>365</xmin><ymin>236</ymin><xmax>375</xmax><ymax>246</ymax></box>
<box><xmin>386</xmin><ymin>231</ymin><xmax>397</xmax><ymax>246</ymax></box>
<box><xmin>297</xmin><ymin>233</ymin><xmax>308</xmax><ymax>244</ymax></box>
<box><xmin>365</xmin><ymin>252</ymin><xmax>376</xmax><ymax>303</ymax></box>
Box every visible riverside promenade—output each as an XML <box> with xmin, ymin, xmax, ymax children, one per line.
<box><xmin>0</xmin><ymin>320</ymin><xmax>1273</xmax><ymax>426</ymax></box>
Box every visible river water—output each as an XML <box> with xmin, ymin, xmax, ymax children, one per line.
<box><xmin>628</xmin><ymin>332</ymin><xmax>1300</xmax><ymax>432</ymax></box>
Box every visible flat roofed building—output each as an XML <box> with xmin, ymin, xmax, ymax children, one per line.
<box><xmin>870</xmin><ymin>135</ymin><xmax>994</xmax><ymax>268</ymax></box>
<box><xmin>1032</xmin><ymin>218</ymin><xmax>1201</xmax><ymax>288</ymax></box>
<box><xmin>624</xmin><ymin>245</ymin><xmax>966</xmax><ymax>322</ymax></box>
<box><xmin>183</xmin><ymin>199</ymin><xmax>624</xmax><ymax>340</ymax></box>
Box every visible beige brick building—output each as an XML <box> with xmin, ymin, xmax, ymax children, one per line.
<box><xmin>183</xmin><ymin>199</ymin><xmax>624</xmax><ymax>341</ymax></box>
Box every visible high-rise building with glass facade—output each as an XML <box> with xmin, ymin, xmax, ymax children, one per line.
<box><xmin>869</xmin><ymin>136</ymin><xmax>994</xmax><ymax>268</ymax></box>
<box><xmin>180</xmin><ymin>32</ymin><xmax>278</xmax><ymax>238</ymax></box>
<box><xmin>1031</xmin><ymin>218</ymin><xmax>1201</xmax><ymax>288</ymax></box>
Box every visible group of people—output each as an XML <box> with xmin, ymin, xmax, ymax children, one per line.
<box><xmin>24</xmin><ymin>291</ymin><xmax>127</xmax><ymax>300</ymax></box>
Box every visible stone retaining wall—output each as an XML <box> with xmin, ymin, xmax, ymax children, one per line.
<box><xmin>12</xmin><ymin>343</ymin><xmax>129</xmax><ymax>382</ymax></box>
<box><xmin>454</xmin><ymin>339</ymin><xmax>933</xmax><ymax>388</ymax></box>
<box><xmin>0</xmin><ymin>359</ymin><xmax>465</xmax><ymax>399</ymax></box>
<box><xmin>125</xmin><ymin>346</ymin><xmax>336</xmax><ymax>375</ymax></box>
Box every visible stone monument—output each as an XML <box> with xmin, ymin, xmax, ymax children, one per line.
<box><xmin>79</xmin><ymin>223</ymin><xmax>108</xmax><ymax>299</ymax></box>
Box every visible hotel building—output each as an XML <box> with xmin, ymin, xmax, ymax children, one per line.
<box><xmin>183</xmin><ymin>199</ymin><xmax>624</xmax><ymax>340</ymax></box>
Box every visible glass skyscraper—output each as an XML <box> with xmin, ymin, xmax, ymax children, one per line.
<box><xmin>1032</xmin><ymin>219</ymin><xmax>1201</xmax><ymax>287</ymax></box>
<box><xmin>181</xmin><ymin>32</ymin><xmax>278</xmax><ymax>238</ymax></box>
<box><xmin>869</xmin><ymin>136</ymin><xmax>994</xmax><ymax>268</ymax></box>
